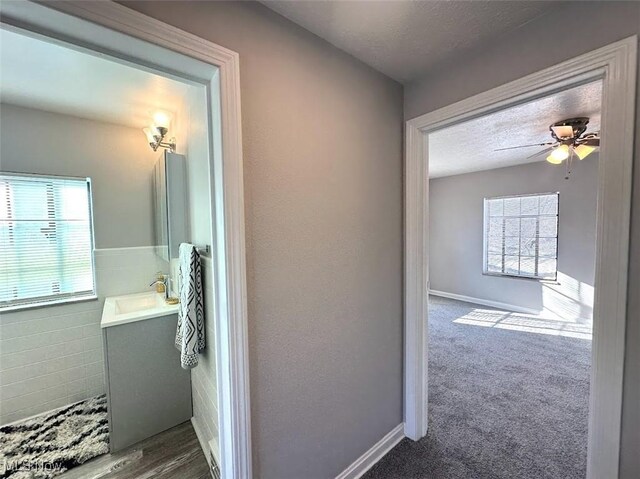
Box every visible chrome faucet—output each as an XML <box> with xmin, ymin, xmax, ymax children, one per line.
<box><xmin>149</xmin><ymin>275</ymin><xmax>171</xmax><ymax>300</ymax></box>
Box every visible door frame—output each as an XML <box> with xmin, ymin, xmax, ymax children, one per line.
<box><xmin>0</xmin><ymin>2</ymin><xmax>252</xmax><ymax>478</ymax></box>
<box><xmin>404</xmin><ymin>36</ymin><xmax>637</xmax><ymax>479</ymax></box>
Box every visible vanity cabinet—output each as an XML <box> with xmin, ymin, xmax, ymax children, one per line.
<box><xmin>102</xmin><ymin>313</ymin><xmax>192</xmax><ymax>452</ymax></box>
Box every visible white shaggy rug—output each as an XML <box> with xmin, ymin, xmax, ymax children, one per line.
<box><xmin>0</xmin><ymin>395</ymin><xmax>109</xmax><ymax>478</ymax></box>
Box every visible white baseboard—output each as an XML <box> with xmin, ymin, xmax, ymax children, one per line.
<box><xmin>335</xmin><ymin>424</ymin><xmax>404</xmax><ymax>479</ymax></box>
<box><xmin>429</xmin><ymin>289</ymin><xmax>540</xmax><ymax>315</ymax></box>
<box><xmin>208</xmin><ymin>437</ymin><xmax>220</xmax><ymax>465</ymax></box>
<box><xmin>191</xmin><ymin>418</ymin><xmax>211</xmax><ymax>467</ymax></box>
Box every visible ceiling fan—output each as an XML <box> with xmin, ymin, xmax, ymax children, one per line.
<box><xmin>495</xmin><ymin>117</ymin><xmax>600</xmax><ymax>179</ymax></box>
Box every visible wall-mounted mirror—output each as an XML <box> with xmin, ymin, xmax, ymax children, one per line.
<box><xmin>153</xmin><ymin>151</ymin><xmax>189</xmax><ymax>261</ymax></box>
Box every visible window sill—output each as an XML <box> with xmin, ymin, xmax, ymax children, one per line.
<box><xmin>0</xmin><ymin>295</ymin><xmax>99</xmax><ymax>314</ymax></box>
<box><xmin>482</xmin><ymin>272</ymin><xmax>560</xmax><ymax>285</ymax></box>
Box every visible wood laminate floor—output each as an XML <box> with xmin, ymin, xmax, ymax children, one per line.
<box><xmin>59</xmin><ymin>421</ymin><xmax>210</xmax><ymax>479</ymax></box>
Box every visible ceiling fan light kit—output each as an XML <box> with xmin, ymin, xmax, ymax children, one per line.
<box><xmin>545</xmin><ymin>155</ymin><xmax>564</xmax><ymax>165</ymax></box>
<box><xmin>496</xmin><ymin>116</ymin><xmax>600</xmax><ymax>179</ymax></box>
<box><xmin>547</xmin><ymin>144</ymin><xmax>570</xmax><ymax>163</ymax></box>
<box><xmin>574</xmin><ymin>143</ymin><xmax>596</xmax><ymax>160</ymax></box>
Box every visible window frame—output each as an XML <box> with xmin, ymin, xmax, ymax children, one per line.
<box><xmin>482</xmin><ymin>191</ymin><xmax>559</xmax><ymax>282</ymax></box>
<box><xmin>0</xmin><ymin>172</ymin><xmax>98</xmax><ymax>312</ymax></box>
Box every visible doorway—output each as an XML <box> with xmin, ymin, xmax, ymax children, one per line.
<box><xmin>420</xmin><ymin>80</ymin><xmax>601</xmax><ymax>477</ymax></box>
<box><xmin>404</xmin><ymin>37</ymin><xmax>636</xmax><ymax>479</ymax></box>
<box><xmin>0</xmin><ymin>2</ymin><xmax>250</xmax><ymax>478</ymax></box>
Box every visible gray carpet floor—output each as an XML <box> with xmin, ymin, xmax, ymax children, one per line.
<box><xmin>364</xmin><ymin>296</ymin><xmax>591</xmax><ymax>479</ymax></box>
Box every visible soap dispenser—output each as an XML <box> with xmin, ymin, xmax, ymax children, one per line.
<box><xmin>155</xmin><ymin>272</ymin><xmax>166</xmax><ymax>294</ymax></box>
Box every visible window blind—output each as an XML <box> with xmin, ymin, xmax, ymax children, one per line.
<box><xmin>0</xmin><ymin>173</ymin><xmax>96</xmax><ymax>309</ymax></box>
<box><xmin>484</xmin><ymin>192</ymin><xmax>559</xmax><ymax>280</ymax></box>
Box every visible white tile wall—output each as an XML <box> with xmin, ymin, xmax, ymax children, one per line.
<box><xmin>0</xmin><ymin>246</ymin><xmax>167</xmax><ymax>425</ymax></box>
<box><xmin>191</xmin><ymin>257</ymin><xmax>220</xmax><ymax>456</ymax></box>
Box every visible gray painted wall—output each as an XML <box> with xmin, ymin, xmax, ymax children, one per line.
<box><xmin>430</xmin><ymin>158</ymin><xmax>598</xmax><ymax>321</ymax></box>
<box><xmin>406</xmin><ymin>2</ymin><xmax>640</xmax><ymax>476</ymax></box>
<box><xmin>121</xmin><ymin>2</ymin><xmax>404</xmax><ymax>478</ymax></box>
<box><xmin>0</xmin><ymin>103</ymin><xmax>159</xmax><ymax>248</ymax></box>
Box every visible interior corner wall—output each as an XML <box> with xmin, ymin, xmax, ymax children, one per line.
<box><xmin>429</xmin><ymin>158</ymin><xmax>598</xmax><ymax>321</ymax></box>
<box><xmin>120</xmin><ymin>2</ymin><xmax>404</xmax><ymax>478</ymax></box>
<box><xmin>405</xmin><ymin>2</ymin><xmax>640</xmax><ymax>476</ymax></box>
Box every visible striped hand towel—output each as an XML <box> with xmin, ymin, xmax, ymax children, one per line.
<box><xmin>175</xmin><ymin>243</ymin><xmax>205</xmax><ymax>369</ymax></box>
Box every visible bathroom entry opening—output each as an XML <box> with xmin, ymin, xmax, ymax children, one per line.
<box><xmin>0</xmin><ymin>2</ymin><xmax>250</xmax><ymax>477</ymax></box>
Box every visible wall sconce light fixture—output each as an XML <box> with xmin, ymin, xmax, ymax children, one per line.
<box><xmin>143</xmin><ymin>112</ymin><xmax>176</xmax><ymax>152</ymax></box>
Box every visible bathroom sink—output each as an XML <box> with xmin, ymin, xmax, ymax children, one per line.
<box><xmin>114</xmin><ymin>293</ymin><xmax>164</xmax><ymax>314</ymax></box>
<box><xmin>101</xmin><ymin>292</ymin><xmax>179</xmax><ymax>328</ymax></box>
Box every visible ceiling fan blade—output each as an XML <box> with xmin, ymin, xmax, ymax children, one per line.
<box><xmin>494</xmin><ymin>142</ymin><xmax>555</xmax><ymax>152</ymax></box>
<box><xmin>551</xmin><ymin>125</ymin><xmax>574</xmax><ymax>138</ymax></box>
<box><xmin>579</xmin><ymin>138</ymin><xmax>600</xmax><ymax>147</ymax></box>
<box><xmin>526</xmin><ymin>147</ymin><xmax>554</xmax><ymax>160</ymax></box>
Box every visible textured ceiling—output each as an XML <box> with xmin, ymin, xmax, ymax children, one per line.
<box><xmin>429</xmin><ymin>81</ymin><xmax>602</xmax><ymax>178</ymax></box>
<box><xmin>0</xmin><ymin>29</ymin><xmax>193</xmax><ymax>129</ymax></box>
<box><xmin>260</xmin><ymin>1</ymin><xmax>564</xmax><ymax>83</ymax></box>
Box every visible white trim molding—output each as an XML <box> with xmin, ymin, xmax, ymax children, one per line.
<box><xmin>191</xmin><ymin>418</ymin><xmax>211</xmax><ymax>466</ymax></box>
<box><xmin>404</xmin><ymin>123</ymin><xmax>429</xmax><ymax>441</ymax></box>
<box><xmin>429</xmin><ymin>290</ymin><xmax>540</xmax><ymax>316</ymax></box>
<box><xmin>335</xmin><ymin>424</ymin><xmax>405</xmax><ymax>479</ymax></box>
<box><xmin>404</xmin><ymin>36</ymin><xmax>637</xmax><ymax>479</ymax></box>
<box><xmin>0</xmin><ymin>2</ymin><xmax>252</xmax><ymax>478</ymax></box>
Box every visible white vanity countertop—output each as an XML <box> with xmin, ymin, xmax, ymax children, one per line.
<box><xmin>101</xmin><ymin>291</ymin><xmax>180</xmax><ymax>328</ymax></box>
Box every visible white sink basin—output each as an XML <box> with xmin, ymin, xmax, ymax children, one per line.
<box><xmin>101</xmin><ymin>292</ymin><xmax>179</xmax><ymax>328</ymax></box>
<box><xmin>114</xmin><ymin>293</ymin><xmax>163</xmax><ymax>314</ymax></box>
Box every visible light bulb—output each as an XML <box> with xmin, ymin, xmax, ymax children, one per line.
<box><xmin>153</xmin><ymin>111</ymin><xmax>171</xmax><ymax>130</ymax></box>
<box><xmin>150</xmin><ymin>125</ymin><xmax>162</xmax><ymax>137</ymax></box>
<box><xmin>143</xmin><ymin>127</ymin><xmax>156</xmax><ymax>144</ymax></box>
<box><xmin>548</xmin><ymin>144</ymin><xmax>569</xmax><ymax>163</ymax></box>
<box><xmin>574</xmin><ymin>144</ymin><xmax>596</xmax><ymax>160</ymax></box>
<box><xmin>546</xmin><ymin>154</ymin><xmax>563</xmax><ymax>165</ymax></box>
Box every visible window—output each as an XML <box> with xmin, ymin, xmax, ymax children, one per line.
<box><xmin>483</xmin><ymin>192</ymin><xmax>558</xmax><ymax>280</ymax></box>
<box><xmin>0</xmin><ymin>173</ymin><xmax>96</xmax><ymax>310</ymax></box>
